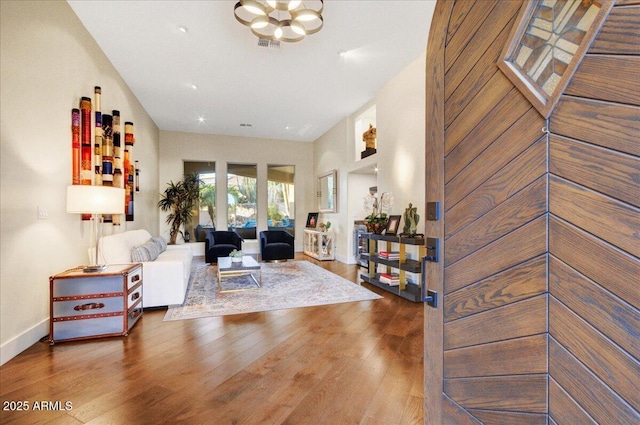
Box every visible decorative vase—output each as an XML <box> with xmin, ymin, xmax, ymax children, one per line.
<box><xmin>231</xmin><ymin>256</ymin><xmax>242</xmax><ymax>263</ymax></box>
<box><xmin>365</xmin><ymin>220</ymin><xmax>388</xmax><ymax>235</ymax></box>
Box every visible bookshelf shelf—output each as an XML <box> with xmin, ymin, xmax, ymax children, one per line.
<box><xmin>359</xmin><ymin>233</ymin><xmax>425</xmax><ymax>302</ymax></box>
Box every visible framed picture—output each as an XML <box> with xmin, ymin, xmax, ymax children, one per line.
<box><xmin>306</xmin><ymin>212</ymin><xmax>319</xmax><ymax>228</ymax></box>
<box><xmin>385</xmin><ymin>215</ymin><xmax>401</xmax><ymax>235</ymax></box>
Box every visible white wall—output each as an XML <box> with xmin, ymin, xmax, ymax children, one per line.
<box><xmin>159</xmin><ymin>131</ymin><xmax>314</xmax><ymax>252</ymax></box>
<box><xmin>314</xmin><ymin>55</ymin><xmax>426</xmax><ymax>263</ymax></box>
<box><xmin>0</xmin><ymin>0</ymin><xmax>160</xmax><ymax>365</ymax></box>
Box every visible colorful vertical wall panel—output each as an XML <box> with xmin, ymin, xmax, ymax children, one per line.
<box><xmin>94</xmin><ymin>86</ymin><xmax>102</xmax><ymax>185</ymax></box>
<box><xmin>70</xmin><ymin>86</ymin><xmax>137</xmax><ymax>224</ymax></box>
<box><xmin>124</xmin><ymin>121</ymin><xmax>135</xmax><ymax>221</ymax></box>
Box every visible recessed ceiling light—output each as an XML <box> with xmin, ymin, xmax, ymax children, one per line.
<box><xmin>177</xmin><ymin>26</ymin><xmax>188</xmax><ymax>33</ymax></box>
<box><xmin>197</xmin><ymin>116</ymin><xmax>205</xmax><ymax>123</ymax></box>
<box><xmin>338</xmin><ymin>50</ymin><xmax>348</xmax><ymax>57</ymax></box>
<box><xmin>189</xmin><ymin>84</ymin><xmax>198</xmax><ymax>90</ymax></box>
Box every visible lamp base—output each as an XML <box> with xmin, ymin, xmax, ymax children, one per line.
<box><xmin>82</xmin><ymin>264</ymin><xmax>107</xmax><ymax>273</ymax></box>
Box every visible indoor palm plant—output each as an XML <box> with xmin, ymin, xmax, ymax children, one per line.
<box><xmin>158</xmin><ymin>173</ymin><xmax>202</xmax><ymax>244</ymax></box>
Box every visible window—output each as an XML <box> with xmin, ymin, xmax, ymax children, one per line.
<box><xmin>183</xmin><ymin>161</ymin><xmax>216</xmax><ymax>241</ymax></box>
<box><xmin>227</xmin><ymin>163</ymin><xmax>257</xmax><ymax>239</ymax></box>
<box><xmin>268</xmin><ymin>165</ymin><xmax>295</xmax><ymax>236</ymax></box>
<box><xmin>498</xmin><ymin>0</ymin><xmax>613</xmax><ymax>117</ymax></box>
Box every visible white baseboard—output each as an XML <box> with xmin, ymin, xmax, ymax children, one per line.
<box><xmin>1</xmin><ymin>319</ymin><xmax>48</xmax><ymax>366</ymax></box>
<box><xmin>335</xmin><ymin>254</ymin><xmax>351</xmax><ymax>264</ymax></box>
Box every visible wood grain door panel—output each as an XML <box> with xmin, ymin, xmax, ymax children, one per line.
<box><xmin>425</xmin><ymin>0</ymin><xmax>638</xmax><ymax>423</ymax></box>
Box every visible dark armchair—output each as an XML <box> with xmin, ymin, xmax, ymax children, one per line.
<box><xmin>205</xmin><ymin>230</ymin><xmax>243</xmax><ymax>263</ymax></box>
<box><xmin>260</xmin><ymin>230</ymin><xmax>294</xmax><ymax>262</ymax></box>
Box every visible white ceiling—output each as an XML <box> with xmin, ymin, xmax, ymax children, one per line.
<box><xmin>67</xmin><ymin>1</ymin><xmax>435</xmax><ymax>142</ymax></box>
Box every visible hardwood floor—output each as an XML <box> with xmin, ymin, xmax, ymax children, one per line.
<box><xmin>0</xmin><ymin>255</ymin><xmax>424</xmax><ymax>425</ymax></box>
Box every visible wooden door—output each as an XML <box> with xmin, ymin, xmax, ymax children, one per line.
<box><xmin>424</xmin><ymin>1</ymin><xmax>640</xmax><ymax>423</ymax></box>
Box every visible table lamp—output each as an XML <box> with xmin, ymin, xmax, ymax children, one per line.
<box><xmin>67</xmin><ymin>185</ymin><xmax>125</xmax><ymax>272</ymax></box>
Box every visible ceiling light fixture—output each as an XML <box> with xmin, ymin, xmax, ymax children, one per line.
<box><xmin>234</xmin><ymin>0</ymin><xmax>323</xmax><ymax>43</ymax></box>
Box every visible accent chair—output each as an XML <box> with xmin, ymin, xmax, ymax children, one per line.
<box><xmin>205</xmin><ymin>230</ymin><xmax>243</xmax><ymax>263</ymax></box>
<box><xmin>259</xmin><ymin>230</ymin><xmax>294</xmax><ymax>262</ymax></box>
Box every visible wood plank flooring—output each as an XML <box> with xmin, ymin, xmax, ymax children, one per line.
<box><xmin>0</xmin><ymin>255</ymin><xmax>424</xmax><ymax>425</ymax></box>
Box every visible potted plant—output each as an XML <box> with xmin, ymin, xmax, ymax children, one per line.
<box><xmin>229</xmin><ymin>249</ymin><xmax>243</xmax><ymax>262</ymax></box>
<box><xmin>158</xmin><ymin>173</ymin><xmax>202</xmax><ymax>244</ymax></box>
<box><xmin>363</xmin><ymin>192</ymin><xmax>393</xmax><ymax>234</ymax></box>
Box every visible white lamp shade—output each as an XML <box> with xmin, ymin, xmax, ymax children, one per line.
<box><xmin>67</xmin><ymin>185</ymin><xmax>125</xmax><ymax>215</ymax></box>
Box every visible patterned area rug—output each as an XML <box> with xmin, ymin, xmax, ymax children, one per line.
<box><xmin>164</xmin><ymin>259</ymin><xmax>382</xmax><ymax>320</ymax></box>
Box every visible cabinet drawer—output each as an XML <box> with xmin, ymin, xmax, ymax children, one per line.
<box><xmin>53</xmin><ymin>295</ymin><xmax>123</xmax><ymax>318</ymax></box>
<box><xmin>128</xmin><ymin>268</ymin><xmax>142</xmax><ymax>290</ymax></box>
<box><xmin>128</xmin><ymin>286</ymin><xmax>142</xmax><ymax>309</ymax></box>
<box><xmin>52</xmin><ymin>315</ymin><xmax>124</xmax><ymax>342</ymax></box>
<box><xmin>128</xmin><ymin>307</ymin><xmax>143</xmax><ymax>331</ymax></box>
<box><xmin>53</xmin><ymin>275</ymin><xmax>123</xmax><ymax>297</ymax></box>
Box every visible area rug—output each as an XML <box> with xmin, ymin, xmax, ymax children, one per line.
<box><xmin>164</xmin><ymin>259</ymin><xmax>381</xmax><ymax>321</ymax></box>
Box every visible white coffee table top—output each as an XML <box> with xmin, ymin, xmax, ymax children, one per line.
<box><xmin>218</xmin><ymin>255</ymin><xmax>260</xmax><ymax>271</ymax></box>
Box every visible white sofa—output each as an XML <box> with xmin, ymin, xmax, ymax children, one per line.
<box><xmin>98</xmin><ymin>229</ymin><xmax>192</xmax><ymax>308</ymax></box>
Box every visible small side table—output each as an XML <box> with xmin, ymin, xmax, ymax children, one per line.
<box><xmin>303</xmin><ymin>229</ymin><xmax>335</xmax><ymax>260</ymax></box>
<box><xmin>49</xmin><ymin>263</ymin><xmax>143</xmax><ymax>344</ymax></box>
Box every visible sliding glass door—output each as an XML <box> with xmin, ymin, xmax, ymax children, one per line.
<box><xmin>227</xmin><ymin>163</ymin><xmax>257</xmax><ymax>239</ymax></box>
<box><xmin>267</xmin><ymin>165</ymin><xmax>295</xmax><ymax>237</ymax></box>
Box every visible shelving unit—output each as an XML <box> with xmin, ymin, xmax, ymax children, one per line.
<box><xmin>360</xmin><ymin>233</ymin><xmax>425</xmax><ymax>302</ymax></box>
<box><xmin>303</xmin><ymin>228</ymin><xmax>335</xmax><ymax>261</ymax></box>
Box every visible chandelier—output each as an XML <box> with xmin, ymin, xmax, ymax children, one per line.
<box><xmin>234</xmin><ymin>0</ymin><xmax>324</xmax><ymax>43</ymax></box>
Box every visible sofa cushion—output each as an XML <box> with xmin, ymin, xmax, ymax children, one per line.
<box><xmin>143</xmin><ymin>240</ymin><xmax>161</xmax><ymax>260</ymax></box>
<box><xmin>130</xmin><ymin>245</ymin><xmax>150</xmax><ymax>262</ymax></box>
<box><xmin>131</xmin><ymin>240</ymin><xmax>160</xmax><ymax>262</ymax></box>
<box><xmin>151</xmin><ymin>236</ymin><xmax>167</xmax><ymax>253</ymax></box>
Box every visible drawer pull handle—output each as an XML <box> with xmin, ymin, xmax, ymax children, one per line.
<box><xmin>132</xmin><ymin>275</ymin><xmax>140</xmax><ymax>282</ymax></box>
<box><xmin>131</xmin><ymin>292</ymin><xmax>140</xmax><ymax>301</ymax></box>
<box><xmin>74</xmin><ymin>302</ymin><xmax>105</xmax><ymax>311</ymax></box>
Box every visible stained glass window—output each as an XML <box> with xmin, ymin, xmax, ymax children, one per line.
<box><xmin>499</xmin><ymin>0</ymin><xmax>613</xmax><ymax>117</ymax></box>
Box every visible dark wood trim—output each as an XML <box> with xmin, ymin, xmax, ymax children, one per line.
<box><xmin>423</xmin><ymin>1</ymin><xmax>451</xmax><ymax>423</ymax></box>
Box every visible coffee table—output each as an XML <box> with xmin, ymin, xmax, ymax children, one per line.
<box><xmin>217</xmin><ymin>256</ymin><xmax>262</xmax><ymax>293</ymax></box>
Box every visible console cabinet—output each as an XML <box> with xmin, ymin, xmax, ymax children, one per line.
<box><xmin>360</xmin><ymin>233</ymin><xmax>425</xmax><ymax>302</ymax></box>
<box><xmin>303</xmin><ymin>229</ymin><xmax>334</xmax><ymax>260</ymax></box>
<box><xmin>49</xmin><ymin>263</ymin><xmax>143</xmax><ymax>344</ymax></box>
